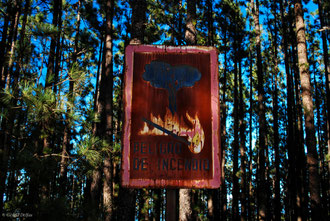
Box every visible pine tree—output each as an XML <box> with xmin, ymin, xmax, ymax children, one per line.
<box><xmin>294</xmin><ymin>1</ymin><xmax>322</xmax><ymax>220</ymax></box>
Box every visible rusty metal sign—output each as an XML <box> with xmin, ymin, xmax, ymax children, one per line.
<box><xmin>121</xmin><ymin>45</ymin><xmax>221</xmax><ymax>188</ymax></box>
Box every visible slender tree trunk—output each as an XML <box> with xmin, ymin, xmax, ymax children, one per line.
<box><xmin>88</xmin><ymin>27</ymin><xmax>105</xmax><ymax>221</ymax></box>
<box><xmin>251</xmin><ymin>0</ymin><xmax>267</xmax><ymax>219</ymax></box>
<box><xmin>207</xmin><ymin>0</ymin><xmax>214</xmax><ymax>46</ymax></box>
<box><xmin>294</xmin><ymin>1</ymin><xmax>322</xmax><ymax>220</ymax></box>
<box><xmin>239</xmin><ymin>60</ymin><xmax>247</xmax><ymax>221</ymax></box>
<box><xmin>317</xmin><ymin>1</ymin><xmax>330</xmax><ymax>206</ymax></box>
<box><xmin>248</xmin><ymin>50</ymin><xmax>254</xmax><ymax>221</ymax></box>
<box><xmin>0</xmin><ymin>0</ymin><xmax>19</xmax><ymax>88</ymax></box>
<box><xmin>312</xmin><ymin>48</ymin><xmax>328</xmax><ymax>219</ymax></box>
<box><xmin>270</xmin><ymin>2</ymin><xmax>281</xmax><ymax>219</ymax></box>
<box><xmin>185</xmin><ymin>0</ymin><xmax>197</xmax><ymax>45</ymax></box>
<box><xmin>290</xmin><ymin>7</ymin><xmax>307</xmax><ymax>217</ymax></box>
<box><xmin>280</xmin><ymin>1</ymin><xmax>298</xmax><ymax>219</ymax></box>
<box><xmin>4</xmin><ymin>1</ymin><xmax>20</xmax><ymax>90</ymax></box>
<box><xmin>0</xmin><ymin>0</ymin><xmax>21</xmax><ymax>214</ymax></box>
<box><xmin>59</xmin><ymin>0</ymin><xmax>77</xmax><ymax>198</ymax></box>
<box><xmin>0</xmin><ymin>3</ymin><xmax>10</xmax><ymax>88</ymax></box>
<box><xmin>232</xmin><ymin>58</ymin><xmax>239</xmax><ymax>221</ymax></box>
<box><xmin>130</xmin><ymin>0</ymin><xmax>146</xmax><ymax>44</ymax></box>
<box><xmin>219</xmin><ymin>28</ymin><xmax>228</xmax><ymax>220</ymax></box>
<box><xmin>45</xmin><ymin>0</ymin><xmax>61</xmax><ymax>89</ymax></box>
<box><xmin>101</xmin><ymin>1</ymin><xmax>115</xmax><ymax>220</ymax></box>
<box><xmin>153</xmin><ymin>189</ymin><xmax>161</xmax><ymax>221</ymax></box>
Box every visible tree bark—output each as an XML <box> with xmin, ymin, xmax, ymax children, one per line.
<box><xmin>0</xmin><ymin>3</ymin><xmax>10</xmax><ymax>88</ymax></box>
<box><xmin>251</xmin><ymin>0</ymin><xmax>267</xmax><ymax>219</ymax></box>
<box><xmin>130</xmin><ymin>0</ymin><xmax>146</xmax><ymax>44</ymax></box>
<box><xmin>89</xmin><ymin>168</ymin><xmax>102</xmax><ymax>220</ymax></box>
<box><xmin>0</xmin><ymin>0</ymin><xmax>21</xmax><ymax>214</ymax></box>
<box><xmin>294</xmin><ymin>1</ymin><xmax>322</xmax><ymax>220</ymax></box>
<box><xmin>185</xmin><ymin>0</ymin><xmax>197</xmax><ymax>45</ymax></box>
<box><xmin>248</xmin><ymin>49</ymin><xmax>254</xmax><ymax>221</ymax></box>
<box><xmin>206</xmin><ymin>0</ymin><xmax>214</xmax><ymax>46</ymax></box>
<box><xmin>271</xmin><ymin>1</ymin><xmax>281</xmax><ymax>219</ymax></box>
<box><xmin>101</xmin><ymin>0</ymin><xmax>115</xmax><ymax>220</ymax></box>
<box><xmin>179</xmin><ymin>189</ymin><xmax>192</xmax><ymax>221</ymax></box>
<box><xmin>232</xmin><ymin>59</ymin><xmax>239</xmax><ymax>221</ymax></box>
<box><xmin>219</xmin><ymin>27</ymin><xmax>228</xmax><ymax>220</ymax></box>
<box><xmin>317</xmin><ymin>0</ymin><xmax>330</xmax><ymax>205</ymax></box>
<box><xmin>280</xmin><ymin>1</ymin><xmax>299</xmax><ymax>219</ymax></box>
<box><xmin>45</xmin><ymin>0</ymin><xmax>61</xmax><ymax>89</ymax></box>
<box><xmin>239</xmin><ymin>60</ymin><xmax>247</xmax><ymax>221</ymax></box>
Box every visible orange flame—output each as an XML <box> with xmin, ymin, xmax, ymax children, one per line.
<box><xmin>139</xmin><ymin>108</ymin><xmax>205</xmax><ymax>154</ymax></box>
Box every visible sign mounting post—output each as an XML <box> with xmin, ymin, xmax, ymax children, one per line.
<box><xmin>122</xmin><ymin>45</ymin><xmax>221</xmax><ymax>189</ymax></box>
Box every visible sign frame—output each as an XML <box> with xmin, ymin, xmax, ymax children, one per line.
<box><xmin>121</xmin><ymin>45</ymin><xmax>221</xmax><ymax>188</ymax></box>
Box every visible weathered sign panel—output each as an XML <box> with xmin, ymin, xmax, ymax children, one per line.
<box><xmin>121</xmin><ymin>45</ymin><xmax>221</xmax><ymax>188</ymax></box>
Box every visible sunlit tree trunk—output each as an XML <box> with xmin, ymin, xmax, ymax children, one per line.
<box><xmin>185</xmin><ymin>0</ymin><xmax>197</xmax><ymax>45</ymax></box>
<box><xmin>294</xmin><ymin>1</ymin><xmax>322</xmax><ymax>220</ymax></box>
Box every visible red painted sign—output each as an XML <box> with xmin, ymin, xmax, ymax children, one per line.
<box><xmin>121</xmin><ymin>45</ymin><xmax>221</xmax><ymax>188</ymax></box>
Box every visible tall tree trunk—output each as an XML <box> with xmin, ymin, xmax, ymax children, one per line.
<box><xmin>88</xmin><ymin>26</ymin><xmax>105</xmax><ymax>221</ymax></box>
<box><xmin>280</xmin><ymin>1</ymin><xmax>298</xmax><ymax>219</ymax></box>
<box><xmin>317</xmin><ymin>0</ymin><xmax>330</xmax><ymax>204</ymax></box>
<box><xmin>232</xmin><ymin>59</ymin><xmax>239</xmax><ymax>221</ymax></box>
<box><xmin>4</xmin><ymin>0</ymin><xmax>20</xmax><ymax>90</ymax></box>
<box><xmin>290</xmin><ymin>6</ymin><xmax>307</xmax><ymax>217</ymax></box>
<box><xmin>271</xmin><ymin>3</ymin><xmax>281</xmax><ymax>219</ymax></box>
<box><xmin>251</xmin><ymin>0</ymin><xmax>267</xmax><ymax>219</ymax></box>
<box><xmin>59</xmin><ymin>0</ymin><xmax>76</xmax><ymax>197</ymax></box>
<box><xmin>294</xmin><ymin>1</ymin><xmax>322</xmax><ymax>220</ymax></box>
<box><xmin>248</xmin><ymin>49</ymin><xmax>254</xmax><ymax>221</ymax></box>
<box><xmin>101</xmin><ymin>0</ymin><xmax>115</xmax><ymax>220</ymax></box>
<box><xmin>116</xmin><ymin>1</ymin><xmax>148</xmax><ymax>220</ymax></box>
<box><xmin>0</xmin><ymin>0</ymin><xmax>21</xmax><ymax>214</ymax></box>
<box><xmin>312</xmin><ymin>47</ymin><xmax>328</xmax><ymax>219</ymax></box>
<box><xmin>239</xmin><ymin>60</ymin><xmax>247</xmax><ymax>221</ymax></box>
<box><xmin>219</xmin><ymin>28</ymin><xmax>228</xmax><ymax>220</ymax></box>
<box><xmin>0</xmin><ymin>2</ymin><xmax>10</xmax><ymax>88</ymax></box>
<box><xmin>153</xmin><ymin>189</ymin><xmax>161</xmax><ymax>221</ymax></box>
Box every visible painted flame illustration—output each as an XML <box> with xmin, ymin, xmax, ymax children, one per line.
<box><xmin>139</xmin><ymin>108</ymin><xmax>205</xmax><ymax>154</ymax></box>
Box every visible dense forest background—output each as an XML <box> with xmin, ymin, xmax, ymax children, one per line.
<box><xmin>0</xmin><ymin>0</ymin><xmax>329</xmax><ymax>220</ymax></box>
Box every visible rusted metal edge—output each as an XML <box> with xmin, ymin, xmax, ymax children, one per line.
<box><xmin>121</xmin><ymin>45</ymin><xmax>221</xmax><ymax>189</ymax></box>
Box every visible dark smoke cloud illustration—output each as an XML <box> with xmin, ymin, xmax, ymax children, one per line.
<box><xmin>143</xmin><ymin>61</ymin><xmax>201</xmax><ymax>114</ymax></box>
